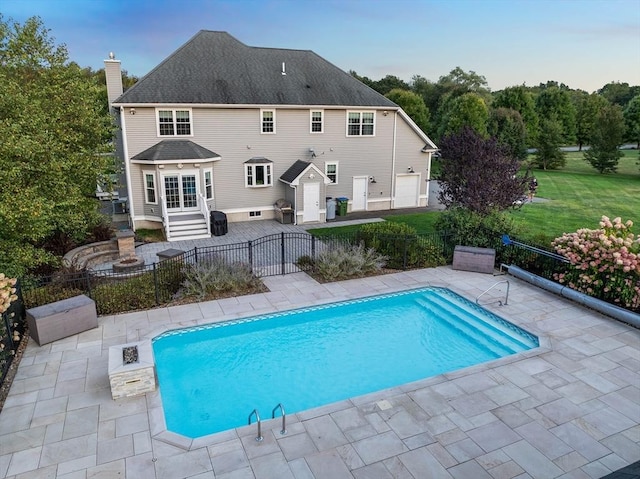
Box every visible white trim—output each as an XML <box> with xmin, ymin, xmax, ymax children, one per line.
<box><xmin>204</xmin><ymin>168</ymin><xmax>214</xmax><ymax>200</ymax></box>
<box><xmin>324</xmin><ymin>161</ymin><xmax>338</xmax><ymax>185</ymax></box>
<box><xmin>245</xmin><ymin>162</ymin><xmax>273</xmax><ymax>187</ymax></box>
<box><xmin>114</xmin><ymin>102</ymin><xmax>401</xmax><ymax>111</ymax></box>
<box><xmin>144</xmin><ymin>172</ymin><xmax>158</xmax><ymax>205</ymax></box>
<box><xmin>260</xmin><ymin>109</ymin><xmax>276</xmax><ymax>134</ymax></box>
<box><xmin>346</xmin><ymin>110</ymin><xmax>376</xmax><ymax>137</ymax></box>
<box><xmin>130</xmin><ymin>157</ymin><xmax>220</xmax><ymax>165</ymax></box>
<box><xmin>120</xmin><ymin>108</ymin><xmax>135</xmax><ymax>225</ymax></box>
<box><xmin>310</xmin><ymin>109</ymin><xmax>324</xmax><ymax>134</ymax></box>
<box><xmin>155</xmin><ymin>108</ymin><xmax>194</xmax><ymax>137</ymax></box>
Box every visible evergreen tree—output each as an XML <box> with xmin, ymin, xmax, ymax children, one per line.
<box><xmin>584</xmin><ymin>104</ymin><xmax>625</xmax><ymax>173</ymax></box>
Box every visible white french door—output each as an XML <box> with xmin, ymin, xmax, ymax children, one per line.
<box><xmin>163</xmin><ymin>172</ymin><xmax>199</xmax><ymax>212</ymax></box>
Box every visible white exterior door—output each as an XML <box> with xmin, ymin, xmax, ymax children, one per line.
<box><xmin>394</xmin><ymin>174</ymin><xmax>420</xmax><ymax>208</ymax></box>
<box><xmin>352</xmin><ymin>176</ymin><xmax>368</xmax><ymax>211</ymax></box>
<box><xmin>302</xmin><ymin>182</ymin><xmax>320</xmax><ymax>222</ymax></box>
<box><xmin>162</xmin><ymin>172</ymin><xmax>199</xmax><ymax>212</ymax></box>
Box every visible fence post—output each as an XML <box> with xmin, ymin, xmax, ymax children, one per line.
<box><xmin>248</xmin><ymin>240</ymin><xmax>253</xmax><ymax>269</ymax></box>
<box><xmin>2</xmin><ymin>311</ymin><xmax>14</xmax><ymax>351</ymax></box>
<box><xmin>85</xmin><ymin>270</ymin><xmax>92</xmax><ymax>299</ymax></box>
<box><xmin>403</xmin><ymin>235</ymin><xmax>409</xmax><ymax>270</ymax></box>
<box><xmin>153</xmin><ymin>263</ymin><xmax>160</xmax><ymax>305</ymax></box>
<box><xmin>281</xmin><ymin>232</ymin><xmax>286</xmax><ymax>275</ymax></box>
<box><xmin>312</xmin><ymin>235</ymin><xmax>316</xmax><ymax>259</ymax></box>
<box><xmin>194</xmin><ymin>246</ymin><xmax>198</xmax><ymax>264</ymax></box>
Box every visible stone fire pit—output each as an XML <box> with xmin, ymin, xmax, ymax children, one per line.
<box><xmin>108</xmin><ymin>340</ymin><xmax>156</xmax><ymax>399</ymax></box>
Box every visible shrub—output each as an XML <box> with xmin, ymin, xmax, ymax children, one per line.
<box><xmin>435</xmin><ymin>207</ymin><xmax>518</xmax><ymax>249</ymax></box>
<box><xmin>552</xmin><ymin>216</ymin><xmax>640</xmax><ymax>310</ymax></box>
<box><xmin>92</xmin><ymin>274</ymin><xmax>158</xmax><ymax>315</ymax></box>
<box><xmin>311</xmin><ymin>243</ymin><xmax>386</xmax><ymax>282</ymax></box>
<box><xmin>181</xmin><ymin>258</ymin><xmax>262</xmax><ymax>300</ymax></box>
<box><xmin>355</xmin><ymin>222</ymin><xmax>446</xmax><ymax>269</ymax></box>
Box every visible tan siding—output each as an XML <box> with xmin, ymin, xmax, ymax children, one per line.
<box><xmin>123</xmin><ymin>106</ymin><xmax>432</xmax><ymax>225</ymax></box>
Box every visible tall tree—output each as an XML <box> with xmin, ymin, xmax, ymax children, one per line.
<box><xmin>438</xmin><ymin>92</ymin><xmax>489</xmax><ymax>139</ymax></box>
<box><xmin>584</xmin><ymin>104</ymin><xmax>625</xmax><ymax>173</ymax></box>
<box><xmin>487</xmin><ymin>107</ymin><xmax>528</xmax><ymax>160</ymax></box>
<box><xmin>493</xmin><ymin>86</ymin><xmax>539</xmax><ymax>146</ymax></box>
<box><xmin>0</xmin><ymin>16</ymin><xmax>114</xmax><ymax>276</ymax></box>
<box><xmin>624</xmin><ymin>95</ymin><xmax>640</xmax><ymax>148</ymax></box>
<box><xmin>598</xmin><ymin>82</ymin><xmax>640</xmax><ymax>108</ymax></box>
<box><xmin>534</xmin><ymin>116</ymin><xmax>566</xmax><ymax>170</ymax></box>
<box><xmin>385</xmin><ymin>89</ymin><xmax>430</xmax><ymax>132</ymax></box>
<box><xmin>535</xmin><ymin>86</ymin><xmax>577</xmax><ymax>144</ymax></box>
<box><xmin>436</xmin><ymin>127</ymin><xmax>530</xmax><ymax>215</ymax></box>
<box><xmin>573</xmin><ymin>91</ymin><xmax>609</xmax><ymax>151</ymax></box>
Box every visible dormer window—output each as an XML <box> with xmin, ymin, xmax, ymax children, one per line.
<box><xmin>157</xmin><ymin>109</ymin><xmax>192</xmax><ymax>136</ymax></box>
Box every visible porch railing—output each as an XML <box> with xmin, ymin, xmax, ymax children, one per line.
<box><xmin>199</xmin><ymin>193</ymin><xmax>211</xmax><ymax>236</ymax></box>
<box><xmin>160</xmin><ymin>195</ymin><xmax>172</xmax><ymax>241</ymax></box>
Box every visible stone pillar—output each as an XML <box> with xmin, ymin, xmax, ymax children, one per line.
<box><xmin>116</xmin><ymin>230</ymin><xmax>135</xmax><ymax>258</ymax></box>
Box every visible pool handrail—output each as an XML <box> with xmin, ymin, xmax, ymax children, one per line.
<box><xmin>476</xmin><ymin>280</ymin><xmax>509</xmax><ymax>306</ymax></box>
<box><xmin>248</xmin><ymin>409</ymin><xmax>263</xmax><ymax>442</ymax></box>
<box><xmin>272</xmin><ymin>403</ymin><xmax>287</xmax><ymax>435</ymax></box>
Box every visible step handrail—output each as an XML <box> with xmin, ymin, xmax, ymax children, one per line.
<box><xmin>271</xmin><ymin>403</ymin><xmax>287</xmax><ymax>435</ymax></box>
<box><xmin>476</xmin><ymin>280</ymin><xmax>509</xmax><ymax>306</ymax></box>
<box><xmin>248</xmin><ymin>409</ymin><xmax>263</xmax><ymax>442</ymax></box>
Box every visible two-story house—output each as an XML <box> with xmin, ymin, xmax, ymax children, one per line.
<box><xmin>105</xmin><ymin>31</ymin><xmax>437</xmax><ymax>240</ymax></box>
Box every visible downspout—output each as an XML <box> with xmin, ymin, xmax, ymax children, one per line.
<box><xmin>119</xmin><ymin>107</ymin><xmax>135</xmax><ymax>230</ymax></box>
<box><xmin>292</xmin><ymin>185</ymin><xmax>298</xmax><ymax>225</ymax></box>
<box><xmin>390</xmin><ymin>111</ymin><xmax>397</xmax><ymax>208</ymax></box>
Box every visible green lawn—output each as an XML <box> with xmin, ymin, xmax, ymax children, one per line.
<box><xmin>515</xmin><ymin>150</ymin><xmax>640</xmax><ymax>242</ymax></box>
<box><xmin>310</xmin><ymin>150</ymin><xmax>640</xmax><ymax>244</ymax></box>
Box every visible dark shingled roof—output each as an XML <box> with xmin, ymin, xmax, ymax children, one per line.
<box><xmin>131</xmin><ymin>140</ymin><xmax>220</xmax><ymax>161</ymax></box>
<box><xmin>280</xmin><ymin>160</ymin><xmax>312</xmax><ymax>184</ymax></box>
<box><xmin>116</xmin><ymin>31</ymin><xmax>397</xmax><ymax>107</ymax></box>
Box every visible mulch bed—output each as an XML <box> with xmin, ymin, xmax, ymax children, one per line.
<box><xmin>0</xmin><ymin>333</ymin><xmax>29</xmax><ymax>414</ymax></box>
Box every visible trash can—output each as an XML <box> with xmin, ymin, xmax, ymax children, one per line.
<box><xmin>326</xmin><ymin>197</ymin><xmax>336</xmax><ymax>220</ymax></box>
<box><xmin>210</xmin><ymin>210</ymin><xmax>228</xmax><ymax>236</ymax></box>
<box><xmin>336</xmin><ymin>197</ymin><xmax>349</xmax><ymax>216</ymax></box>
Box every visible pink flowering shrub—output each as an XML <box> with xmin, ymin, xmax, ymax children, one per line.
<box><xmin>552</xmin><ymin>216</ymin><xmax>640</xmax><ymax>310</ymax></box>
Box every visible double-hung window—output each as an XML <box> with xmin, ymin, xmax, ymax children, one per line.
<box><xmin>204</xmin><ymin>169</ymin><xmax>213</xmax><ymax>200</ymax></box>
<box><xmin>157</xmin><ymin>109</ymin><xmax>192</xmax><ymax>136</ymax></box>
<box><xmin>245</xmin><ymin>158</ymin><xmax>273</xmax><ymax>187</ymax></box>
<box><xmin>325</xmin><ymin>162</ymin><xmax>338</xmax><ymax>184</ymax></box>
<box><xmin>261</xmin><ymin>109</ymin><xmax>275</xmax><ymax>134</ymax></box>
<box><xmin>144</xmin><ymin>173</ymin><xmax>157</xmax><ymax>204</ymax></box>
<box><xmin>347</xmin><ymin>111</ymin><xmax>375</xmax><ymax>136</ymax></box>
<box><xmin>310</xmin><ymin>110</ymin><xmax>323</xmax><ymax>133</ymax></box>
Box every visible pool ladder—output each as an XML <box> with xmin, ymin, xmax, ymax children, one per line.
<box><xmin>248</xmin><ymin>403</ymin><xmax>287</xmax><ymax>442</ymax></box>
<box><xmin>476</xmin><ymin>280</ymin><xmax>510</xmax><ymax>306</ymax></box>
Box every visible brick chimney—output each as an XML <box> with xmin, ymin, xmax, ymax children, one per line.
<box><xmin>104</xmin><ymin>52</ymin><xmax>123</xmax><ymax>106</ymax></box>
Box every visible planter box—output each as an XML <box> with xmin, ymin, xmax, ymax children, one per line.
<box><xmin>26</xmin><ymin>294</ymin><xmax>98</xmax><ymax>346</ymax></box>
<box><xmin>452</xmin><ymin>246</ymin><xmax>496</xmax><ymax>274</ymax></box>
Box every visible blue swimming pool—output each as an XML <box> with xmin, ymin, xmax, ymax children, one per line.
<box><xmin>152</xmin><ymin>287</ymin><xmax>538</xmax><ymax>438</ymax></box>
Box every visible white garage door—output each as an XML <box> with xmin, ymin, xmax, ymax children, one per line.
<box><xmin>394</xmin><ymin>175</ymin><xmax>420</xmax><ymax>208</ymax></box>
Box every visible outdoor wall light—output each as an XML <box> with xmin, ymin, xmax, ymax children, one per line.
<box><xmin>369</xmin><ymin>176</ymin><xmax>377</xmax><ymax>184</ymax></box>
<box><xmin>129</xmin><ymin>108</ymin><xmax>135</xmax><ymax>115</ymax></box>
<box><xmin>407</xmin><ymin>166</ymin><xmax>414</xmax><ymax>173</ymax></box>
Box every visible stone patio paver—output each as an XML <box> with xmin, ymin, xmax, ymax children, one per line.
<box><xmin>0</xmin><ymin>266</ymin><xmax>639</xmax><ymax>478</ymax></box>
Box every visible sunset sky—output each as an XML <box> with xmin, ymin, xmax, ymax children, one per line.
<box><xmin>3</xmin><ymin>0</ymin><xmax>640</xmax><ymax>93</ymax></box>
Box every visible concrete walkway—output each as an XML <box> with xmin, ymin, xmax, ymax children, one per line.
<box><xmin>0</xmin><ymin>267</ymin><xmax>638</xmax><ymax>478</ymax></box>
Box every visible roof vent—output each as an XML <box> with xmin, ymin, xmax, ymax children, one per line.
<box><xmin>109</xmin><ymin>52</ymin><xmax>115</xmax><ymax>60</ymax></box>
<box><xmin>281</xmin><ymin>62</ymin><xmax>286</xmax><ymax>76</ymax></box>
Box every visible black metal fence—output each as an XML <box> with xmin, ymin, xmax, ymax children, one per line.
<box><xmin>16</xmin><ymin>228</ymin><xmax>638</xmax><ymax>319</ymax></box>
<box><xmin>1</xmin><ymin>281</ymin><xmax>26</xmax><ymax>385</ymax></box>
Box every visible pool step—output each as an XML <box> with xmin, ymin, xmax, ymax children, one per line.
<box><xmin>420</xmin><ymin>292</ymin><xmax>536</xmax><ymax>349</ymax></box>
<box><xmin>414</xmin><ymin>296</ymin><xmax>527</xmax><ymax>356</ymax></box>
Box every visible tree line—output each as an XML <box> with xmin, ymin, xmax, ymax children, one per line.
<box><xmin>352</xmin><ymin>68</ymin><xmax>640</xmax><ymax>173</ymax></box>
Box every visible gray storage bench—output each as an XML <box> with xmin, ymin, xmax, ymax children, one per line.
<box><xmin>26</xmin><ymin>294</ymin><xmax>98</xmax><ymax>346</ymax></box>
<box><xmin>452</xmin><ymin>246</ymin><xmax>496</xmax><ymax>274</ymax></box>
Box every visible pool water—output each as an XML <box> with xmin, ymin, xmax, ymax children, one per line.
<box><xmin>152</xmin><ymin>287</ymin><xmax>538</xmax><ymax>438</ymax></box>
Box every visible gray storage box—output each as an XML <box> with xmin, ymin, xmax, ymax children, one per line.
<box><xmin>26</xmin><ymin>294</ymin><xmax>98</xmax><ymax>346</ymax></box>
<box><xmin>452</xmin><ymin>246</ymin><xmax>496</xmax><ymax>274</ymax></box>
